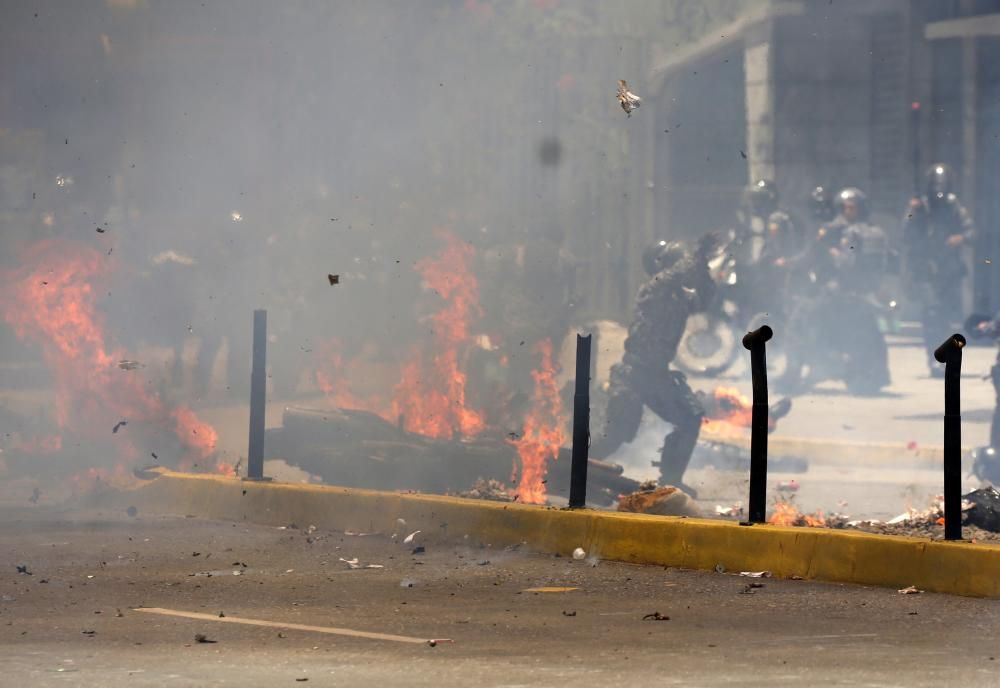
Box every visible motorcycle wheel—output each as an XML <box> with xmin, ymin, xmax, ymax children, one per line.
<box><xmin>675</xmin><ymin>312</ymin><xmax>739</xmax><ymax>376</ymax></box>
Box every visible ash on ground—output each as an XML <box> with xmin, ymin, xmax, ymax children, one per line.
<box><xmin>455</xmin><ymin>478</ymin><xmax>514</xmax><ymax>502</ymax></box>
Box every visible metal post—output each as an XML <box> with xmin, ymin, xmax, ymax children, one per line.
<box><xmin>568</xmin><ymin>334</ymin><xmax>592</xmax><ymax>509</ymax></box>
<box><xmin>247</xmin><ymin>310</ymin><xmax>267</xmax><ymax>481</ymax></box>
<box><xmin>742</xmin><ymin>325</ymin><xmax>773</xmax><ymax>524</ymax></box>
<box><xmin>934</xmin><ymin>333</ymin><xmax>966</xmax><ymax>541</ymax></box>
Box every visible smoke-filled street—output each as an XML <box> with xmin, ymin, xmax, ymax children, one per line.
<box><xmin>4</xmin><ymin>1</ymin><xmax>1000</xmax><ymax>683</ymax></box>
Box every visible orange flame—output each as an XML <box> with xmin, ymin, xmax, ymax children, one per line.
<box><xmin>391</xmin><ymin>230</ymin><xmax>485</xmax><ymax>439</ymax></box>
<box><xmin>701</xmin><ymin>386</ymin><xmax>776</xmax><ymax>435</ymax></box>
<box><xmin>315</xmin><ymin>231</ymin><xmax>485</xmax><ymax>440</ymax></box>
<box><xmin>315</xmin><ymin>342</ymin><xmax>392</xmax><ymax>417</ymax></box>
<box><xmin>509</xmin><ymin>340</ymin><xmax>565</xmax><ymax>504</ymax></box>
<box><xmin>0</xmin><ymin>240</ymin><xmax>220</xmax><ymax>470</ymax></box>
<box><xmin>768</xmin><ymin>499</ymin><xmax>827</xmax><ymax>527</ymax></box>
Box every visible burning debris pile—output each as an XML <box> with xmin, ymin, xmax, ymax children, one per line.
<box><xmin>0</xmin><ymin>240</ymin><xmax>224</xmax><ymax>478</ymax></box>
<box><xmin>845</xmin><ymin>487</ymin><xmax>1000</xmax><ymax>542</ymax></box>
<box><xmin>265</xmin><ymin>406</ymin><xmax>638</xmax><ymax>506</ymax></box>
<box><xmin>767</xmin><ymin>498</ymin><xmax>847</xmax><ymax>529</ymax></box>
<box><xmin>309</xmin><ymin>231</ymin><xmax>572</xmax><ymax>504</ymax></box>
<box><xmin>698</xmin><ymin>386</ymin><xmax>791</xmax><ymax>436</ymax></box>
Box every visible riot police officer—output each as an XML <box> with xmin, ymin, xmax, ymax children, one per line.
<box><xmin>590</xmin><ymin>234</ymin><xmax>717</xmax><ymax>497</ymax></box>
<box><xmin>903</xmin><ymin>164</ymin><xmax>975</xmax><ymax>376</ymax></box>
<box><xmin>808</xmin><ymin>186</ymin><xmax>836</xmax><ymax>226</ymax></box>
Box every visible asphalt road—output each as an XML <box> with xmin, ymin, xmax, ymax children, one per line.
<box><xmin>1</xmin><ymin>507</ymin><xmax>999</xmax><ymax>687</ymax></box>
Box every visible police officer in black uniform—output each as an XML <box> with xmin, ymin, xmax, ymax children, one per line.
<box><xmin>903</xmin><ymin>164</ymin><xmax>975</xmax><ymax>376</ymax></box>
<box><xmin>590</xmin><ymin>234</ymin><xmax>717</xmax><ymax>497</ymax></box>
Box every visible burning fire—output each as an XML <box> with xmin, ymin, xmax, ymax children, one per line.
<box><xmin>0</xmin><ymin>240</ymin><xmax>221</xmax><ymax>471</ymax></box>
<box><xmin>701</xmin><ymin>386</ymin><xmax>776</xmax><ymax>434</ymax></box>
<box><xmin>315</xmin><ymin>341</ymin><xmax>392</xmax><ymax>417</ymax></box>
<box><xmin>317</xmin><ymin>230</ymin><xmax>486</xmax><ymax>440</ymax></box>
<box><xmin>768</xmin><ymin>499</ymin><xmax>827</xmax><ymax>527</ymax></box>
<box><xmin>509</xmin><ymin>340</ymin><xmax>565</xmax><ymax>504</ymax></box>
<box><xmin>391</xmin><ymin>230</ymin><xmax>485</xmax><ymax>439</ymax></box>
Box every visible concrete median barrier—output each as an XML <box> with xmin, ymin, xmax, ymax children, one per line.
<box><xmin>104</xmin><ymin>468</ymin><xmax>1000</xmax><ymax>598</ymax></box>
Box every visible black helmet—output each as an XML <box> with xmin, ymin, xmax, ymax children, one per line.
<box><xmin>835</xmin><ymin>187</ymin><xmax>869</xmax><ymax>221</ymax></box>
<box><xmin>643</xmin><ymin>239</ymin><xmax>686</xmax><ymax>276</ymax></box>
<box><xmin>743</xmin><ymin>179</ymin><xmax>778</xmax><ymax>218</ymax></box>
<box><xmin>808</xmin><ymin>186</ymin><xmax>835</xmax><ymax>222</ymax></box>
<box><xmin>743</xmin><ymin>179</ymin><xmax>779</xmax><ymax>218</ymax></box>
<box><xmin>925</xmin><ymin>163</ymin><xmax>955</xmax><ymax>206</ymax></box>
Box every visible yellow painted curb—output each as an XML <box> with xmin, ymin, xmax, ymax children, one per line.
<box><xmin>700</xmin><ymin>426</ymin><xmax>960</xmax><ymax>467</ymax></box>
<box><xmin>110</xmin><ymin>469</ymin><xmax>1000</xmax><ymax>598</ymax></box>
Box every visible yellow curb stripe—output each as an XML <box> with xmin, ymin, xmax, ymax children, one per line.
<box><xmin>135</xmin><ymin>607</ymin><xmax>429</xmax><ymax>644</ymax></box>
<box><xmin>109</xmin><ymin>469</ymin><xmax>1000</xmax><ymax>598</ymax></box>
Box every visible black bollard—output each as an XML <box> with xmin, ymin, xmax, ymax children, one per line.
<box><xmin>247</xmin><ymin>310</ymin><xmax>267</xmax><ymax>481</ymax></box>
<box><xmin>742</xmin><ymin>325</ymin><xmax>773</xmax><ymax>524</ymax></box>
<box><xmin>568</xmin><ymin>334</ymin><xmax>592</xmax><ymax>509</ymax></box>
<box><xmin>934</xmin><ymin>333</ymin><xmax>966</xmax><ymax>541</ymax></box>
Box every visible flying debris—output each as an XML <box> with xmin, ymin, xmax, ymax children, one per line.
<box><xmin>117</xmin><ymin>359</ymin><xmax>144</xmax><ymax>371</ymax></box>
<box><xmin>327</xmin><ymin>274</ymin><xmax>340</xmax><ymax>286</ymax></box>
<box><xmin>617</xmin><ymin>80</ymin><xmax>641</xmax><ymax>117</ymax></box>
<box><xmin>112</xmin><ymin>420</ymin><xmax>128</xmax><ymax>434</ymax></box>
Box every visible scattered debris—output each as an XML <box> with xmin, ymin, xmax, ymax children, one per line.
<box><xmin>194</xmin><ymin>633</ymin><xmax>217</xmax><ymax>643</ymax></box>
<box><xmin>714</xmin><ymin>504</ymin><xmax>742</xmax><ymax>518</ymax></box>
<box><xmin>776</xmin><ymin>480</ymin><xmax>800</xmax><ymax>492</ymax></box>
<box><xmin>523</xmin><ymin>587</ymin><xmax>579</xmax><ymax>593</ymax></box>
<box><xmin>411</xmin><ymin>546</ymin><xmax>426</xmax><ymax>555</ymax></box>
<box><xmin>396</xmin><ymin>518</ymin><xmax>407</xmax><ymax>527</ymax></box>
<box><xmin>617</xmin><ymin>79</ymin><xmax>641</xmax><ymax>117</ymax></box>
<box><xmin>116</xmin><ymin>609</ymin><xmax>124</xmax><ymax>617</ymax></box>
<box><xmin>400</xmin><ymin>579</ymin><xmax>416</xmax><ymax>588</ymax></box>
<box><xmin>642</xmin><ymin>612</ymin><xmax>670</xmax><ymax>621</ymax></box>
<box><xmin>572</xmin><ymin>547</ymin><xmax>586</xmax><ymax>561</ymax></box>
<box><xmin>739</xmin><ymin>571</ymin><xmax>771</xmax><ymax>578</ymax></box>
<box><xmin>16</xmin><ymin>565</ymin><xmax>31</xmax><ymax>575</ymax></box>
<box><xmin>562</xmin><ymin>610</ymin><xmax>577</xmax><ymax>617</ymax></box>
<box><xmin>150</xmin><ymin>452</ymin><xmax>158</xmax><ymax>460</ymax></box>
<box><xmin>963</xmin><ymin>487</ymin><xmax>1000</xmax><ymax>532</ymax></box>
<box><xmin>81</xmin><ymin>630</ymin><xmax>96</xmax><ymax>636</ymax></box>
<box><xmin>476</xmin><ymin>559</ymin><xmax>491</xmax><ymax>566</ymax></box>
<box><xmin>117</xmin><ymin>359</ymin><xmax>144</xmax><ymax>370</ymax></box>
<box><xmin>327</xmin><ymin>274</ymin><xmax>340</xmax><ymax>286</ymax></box>
<box><xmin>403</xmin><ymin>530</ymin><xmax>421</xmax><ymax>545</ymax></box>
<box><xmin>898</xmin><ymin>586</ymin><xmax>923</xmax><ymax>595</ymax></box>
<box><xmin>740</xmin><ymin>582</ymin><xmax>765</xmax><ymax>594</ymax></box>
<box><xmin>714</xmin><ymin>564</ymin><xmax>726</xmax><ymax>573</ymax></box>
<box><xmin>456</xmin><ymin>478</ymin><xmax>514</xmax><ymax>502</ymax></box>
<box><xmin>618</xmin><ymin>484</ymin><xmax>700</xmax><ymax>516</ymax></box>
<box><xmin>112</xmin><ymin>420</ymin><xmax>127</xmax><ymax>434</ymax></box>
